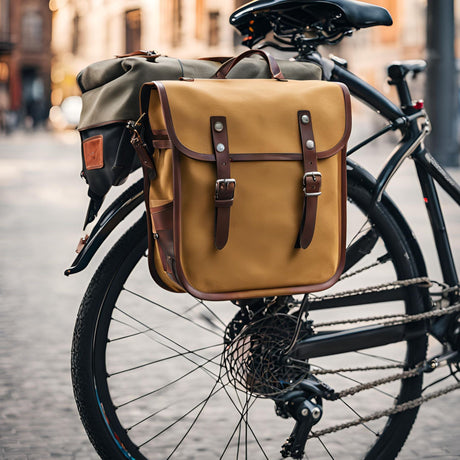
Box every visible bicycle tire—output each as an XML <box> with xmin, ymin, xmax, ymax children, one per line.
<box><xmin>72</xmin><ymin>174</ymin><xmax>428</xmax><ymax>460</ymax></box>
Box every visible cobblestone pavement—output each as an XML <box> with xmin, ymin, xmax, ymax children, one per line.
<box><xmin>0</xmin><ymin>129</ymin><xmax>459</xmax><ymax>459</ymax></box>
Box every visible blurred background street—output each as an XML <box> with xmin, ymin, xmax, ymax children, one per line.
<box><xmin>1</xmin><ymin>0</ymin><xmax>460</xmax><ymax>459</ymax></box>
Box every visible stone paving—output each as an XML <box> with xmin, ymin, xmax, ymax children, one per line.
<box><xmin>0</xmin><ymin>129</ymin><xmax>459</xmax><ymax>459</ymax></box>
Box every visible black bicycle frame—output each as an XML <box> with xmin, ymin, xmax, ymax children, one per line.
<box><xmin>290</xmin><ymin>59</ymin><xmax>460</xmax><ymax>361</ymax></box>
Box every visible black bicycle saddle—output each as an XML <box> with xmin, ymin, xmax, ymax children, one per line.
<box><xmin>231</xmin><ymin>0</ymin><xmax>392</xmax><ymax>41</ymax></box>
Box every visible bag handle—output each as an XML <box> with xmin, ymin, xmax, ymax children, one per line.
<box><xmin>212</xmin><ymin>50</ymin><xmax>286</xmax><ymax>81</ymax></box>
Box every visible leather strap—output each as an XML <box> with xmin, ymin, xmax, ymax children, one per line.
<box><xmin>297</xmin><ymin>110</ymin><xmax>321</xmax><ymax>249</ymax></box>
<box><xmin>212</xmin><ymin>50</ymin><xmax>286</xmax><ymax>81</ymax></box>
<box><xmin>211</xmin><ymin>116</ymin><xmax>235</xmax><ymax>250</ymax></box>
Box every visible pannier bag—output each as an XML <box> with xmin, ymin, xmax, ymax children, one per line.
<box><xmin>77</xmin><ymin>51</ymin><xmax>322</xmax><ymax>227</ymax></box>
<box><xmin>135</xmin><ymin>50</ymin><xmax>351</xmax><ymax>300</ymax></box>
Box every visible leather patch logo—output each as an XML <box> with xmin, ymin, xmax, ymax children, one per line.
<box><xmin>83</xmin><ymin>135</ymin><xmax>104</xmax><ymax>170</ymax></box>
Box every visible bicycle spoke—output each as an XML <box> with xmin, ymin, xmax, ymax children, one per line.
<box><xmin>122</xmin><ymin>287</ymin><xmax>223</xmax><ymax>337</ymax></box>
<box><xmin>138</xmin><ymin>382</ymin><xmax>225</xmax><ymax>448</ymax></box>
<box><xmin>126</xmin><ymin>406</ymin><xmax>169</xmax><ymax>431</ymax></box>
<box><xmin>192</xmin><ymin>298</ymin><xmax>228</xmax><ymax>329</ymax></box>
<box><xmin>109</xmin><ymin>343</ymin><xmax>222</xmax><ymax>377</ymax></box>
<box><xmin>354</xmin><ymin>350</ymin><xmax>406</xmax><ymax>366</ymax></box>
<box><xmin>110</xmin><ymin>317</ymin><xmax>151</xmax><ymax>341</ymax></box>
<box><xmin>338</xmin><ymin>397</ymin><xmax>379</xmax><ymax>436</ymax></box>
<box><xmin>116</xmin><ymin>350</ymin><xmax>223</xmax><ymax>409</ymax></box>
<box><xmin>315</xmin><ymin>435</ymin><xmax>335</xmax><ymax>459</ymax></box>
<box><xmin>114</xmin><ymin>306</ymin><xmax>222</xmax><ymax>373</ymax></box>
<box><xmin>218</xmin><ymin>392</ymin><xmax>269</xmax><ymax>460</ymax></box>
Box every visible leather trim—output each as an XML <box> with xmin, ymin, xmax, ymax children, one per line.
<box><xmin>152</xmin><ymin>129</ymin><xmax>169</xmax><ymax>137</ymax></box>
<box><xmin>83</xmin><ymin>135</ymin><xmax>104</xmax><ymax>170</ymax></box>
<box><xmin>152</xmin><ymin>139</ymin><xmax>173</xmax><ymax>149</ymax></box>
<box><xmin>147</xmin><ymin>81</ymin><xmax>352</xmax><ymax>162</ymax></box>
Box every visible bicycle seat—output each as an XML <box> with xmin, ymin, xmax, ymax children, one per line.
<box><xmin>231</xmin><ymin>0</ymin><xmax>393</xmax><ymax>36</ymax></box>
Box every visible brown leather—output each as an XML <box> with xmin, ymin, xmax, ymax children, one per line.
<box><xmin>150</xmin><ymin>202</ymin><xmax>175</xmax><ymax>273</ymax></box>
<box><xmin>211</xmin><ymin>116</ymin><xmax>234</xmax><ymax>250</ymax></box>
<box><xmin>213</xmin><ymin>49</ymin><xmax>285</xmax><ymax>81</ymax></box>
<box><xmin>83</xmin><ymin>135</ymin><xmax>104</xmax><ymax>170</ymax></box>
<box><xmin>75</xmin><ymin>234</ymin><xmax>89</xmax><ymax>254</ymax></box>
<box><xmin>152</xmin><ymin>129</ymin><xmax>169</xmax><ymax>137</ymax></box>
<box><xmin>152</xmin><ymin>139</ymin><xmax>173</xmax><ymax>149</ymax></box>
<box><xmin>151</xmin><ymin>128</ymin><xmax>172</xmax><ymax>149</ymax></box>
<box><xmin>115</xmin><ymin>50</ymin><xmax>160</xmax><ymax>58</ymax></box>
<box><xmin>297</xmin><ymin>110</ymin><xmax>320</xmax><ymax>249</ymax></box>
<box><xmin>130</xmin><ymin>130</ymin><xmax>156</xmax><ymax>171</ymax></box>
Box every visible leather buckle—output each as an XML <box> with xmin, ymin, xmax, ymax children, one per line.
<box><xmin>303</xmin><ymin>172</ymin><xmax>322</xmax><ymax>197</ymax></box>
<box><xmin>215</xmin><ymin>178</ymin><xmax>236</xmax><ymax>200</ymax></box>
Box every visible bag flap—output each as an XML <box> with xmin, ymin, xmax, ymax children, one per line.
<box><xmin>147</xmin><ymin>79</ymin><xmax>351</xmax><ymax>160</ymax></box>
<box><xmin>78</xmin><ymin>55</ymin><xmax>321</xmax><ymax>130</ymax></box>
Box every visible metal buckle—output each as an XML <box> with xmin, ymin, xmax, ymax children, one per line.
<box><xmin>303</xmin><ymin>172</ymin><xmax>322</xmax><ymax>197</ymax></box>
<box><xmin>215</xmin><ymin>178</ymin><xmax>236</xmax><ymax>200</ymax></box>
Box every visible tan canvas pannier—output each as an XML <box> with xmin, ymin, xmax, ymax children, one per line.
<box><xmin>135</xmin><ymin>51</ymin><xmax>351</xmax><ymax>301</ymax></box>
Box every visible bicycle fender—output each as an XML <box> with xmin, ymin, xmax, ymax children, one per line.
<box><xmin>65</xmin><ymin>179</ymin><xmax>144</xmax><ymax>276</ymax></box>
<box><xmin>347</xmin><ymin>159</ymin><xmax>428</xmax><ymax>279</ymax></box>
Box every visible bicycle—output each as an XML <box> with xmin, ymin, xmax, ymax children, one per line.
<box><xmin>67</xmin><ymin>1</ymin><xmax>460</xmax><ymax>458</ymax></box>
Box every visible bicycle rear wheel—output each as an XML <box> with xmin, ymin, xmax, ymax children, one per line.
<box><xmin>72</xmin><ymin>172</ymin><xmax>428</xmax><ymax>460</ymax></box>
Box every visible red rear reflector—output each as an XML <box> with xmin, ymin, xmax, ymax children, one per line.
<box><xmin>413</xmin><ymin>100</ymin><xmax>424</xmax><ymax>110</ymax></box>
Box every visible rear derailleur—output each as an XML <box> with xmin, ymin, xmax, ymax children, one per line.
<box><xmin>275</xmin><ymin>378</ymin><xmax>334</xmax><ymax>459</ymax></box>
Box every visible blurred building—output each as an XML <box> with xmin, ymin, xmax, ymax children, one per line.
<box><xmin>0</xmin><ymin>0</ymin><xmax>52</xmax><ymax>130</ymax></box>
<box><xmin>46</xmin><ymin>1</ymin><xmax>459</xmax><ymax>111</ymax></box>
<box><xmin>50</xmin><ymin>0</ymin><xmax>248</xmax><ymax>106</ymax></box>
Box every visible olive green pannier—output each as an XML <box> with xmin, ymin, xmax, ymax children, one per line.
<box><xmin>76</xmin><ymin>52</ymin><xmax>322</xmax><ymax>227</ymax></box>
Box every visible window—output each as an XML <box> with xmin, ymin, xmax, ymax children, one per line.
<box><xmin>195</xmin><ymin>0</ymin><xmax>204</xmax><ymax>40</ymax></box>
<box><xmin>172</xmin><ymin>0</ymin><xmax>182</xmax><ymax>47</ymax></box>
<box><xmin>125</xmin><ymin>9</ymin><xmax>141</xmax><ymax>54</ymax></box>
<box><xmin>0</xmin><ymin>0</ymin><xmax>10</xmax><ymax>41</ymax></box>
<box><xmin>22</xmin><ymin>10</ymin><xmax>43</xmax><ymax>49</ymax></box>
<box><xmin>72</xmin><ymin>14</ymin><xmax>80</xmax><ymax>55</ymax></box>
<box><xmin>208</xmin><ymin>11</ymin><xmax>220</xmax><ymax>47</ymax></box>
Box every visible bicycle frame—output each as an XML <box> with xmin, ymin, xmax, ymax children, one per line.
<box><xmin>289</xmin><ymin>58</ymin><xmax>460</xmax><ymax>361</ymax></box>
<box><xmin>332</xmin><ymin>60</ymin><xmax>460</xmax><ymax>288</ymax></box>
<box><xmin>66</xmin><ymin>50</ymin><xmax>459</xmax><ymax>360</ymax></box>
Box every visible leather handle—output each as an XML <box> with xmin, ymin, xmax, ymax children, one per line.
<box><xmin>212</xmin><ymin>50</ymin><xmax>286</xmax><ymax>81</ymax></box>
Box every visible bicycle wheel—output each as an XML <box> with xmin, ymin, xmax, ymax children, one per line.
<box><xmin>72</xmin><ymin>170</ymin><xmax>428</xmax><ymax>460</ymax></box>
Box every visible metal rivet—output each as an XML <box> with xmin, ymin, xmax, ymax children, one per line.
<box><xmin>301</xmin><ymin>114</ymin><xmax>310</xmax><ymax>124</ymax></box>
<box><xmin>214</xmin><ymin>121</ymin><xmax>224</xmax><ymax>132</ymax></box>
<box><xmin>306</xmin><ymin>140</ymin><xmax>315</xmax><ymax>150</ymax></box>
<box><xmin>216</xmin><ymin>143</ymin><xmax>225</xmax><ymax>152</ymax></box>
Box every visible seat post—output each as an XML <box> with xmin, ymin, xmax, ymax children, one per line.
<box><xmin>387</xmin><ymin>61</ymin><xmax>426</xmax><ymax>112</ymax></box>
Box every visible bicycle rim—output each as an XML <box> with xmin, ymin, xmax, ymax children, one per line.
<box><xmin>72</xmin><ymin>176</ymin><xmax>427</xmax><ymax>459</ymax></box>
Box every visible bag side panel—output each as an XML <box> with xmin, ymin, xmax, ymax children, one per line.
<box><xmin>147</xmin><ymin>93</ymin><xmax>185</xmax><ymax>292</ymax></box>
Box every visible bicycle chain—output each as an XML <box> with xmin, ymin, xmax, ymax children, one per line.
<box><xmin>297</xmin><ymin>277</ymin><xmax>460</xmax><ymax>436</ymax></box>
<box><xmin>309</xmin><ymin>382</ymin><xmax>460</xmax><ymax>438</ymax></box>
